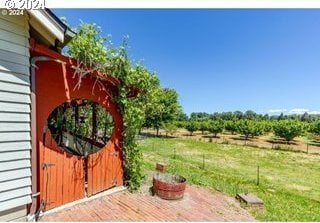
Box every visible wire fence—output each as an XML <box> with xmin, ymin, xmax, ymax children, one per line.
<box><xmin>140</xmin><ymin>129</ymin><xmax>320</xmax><ymax>155</ymax></box>
<box><xmin>149</xmin><ymin>149</ymin><xmax>265</xmax><ymax>195</ymax></box>
<box><xmin>144</xmin><ymin>136</ymin><xmax>319</xmax><ymax>195</ymax></box>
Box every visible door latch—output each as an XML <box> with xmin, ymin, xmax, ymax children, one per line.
<box><xmin>42</xmin><ymin>162</ymin><xmax>55</xmax><ymax>170</ymax></box>
<box><xmin>111</xmin><ymin>151</ymin><xmax>119</xmax><ymax>157</ymax></box>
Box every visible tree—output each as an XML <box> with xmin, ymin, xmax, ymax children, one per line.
<box><xmin>234</xmin><ymin>111</ymin><xmax>244</xmax><ymax>120</ymax></box>
<box><xmin>263</xmin><ymin>114</ymin><xmax>270</xmax><ymax>120</ymax></box>
<box><xmin>208</xmin><ymin>120</ymin><xmax>224</xmax><ymax>137</ymax></box>
<box><xmin>236</xmin><ymin>119</ymin><xmax>264</xmax><ymax>139</ymax></box>
<box><xmin>262</xmin><ymin>120</ymin><xmax>273</xmax><ymax>133</ymax></box>
<box><xmin>144</xmin><ymin>87</ymin><xmax>181</xmax><ymax>136</ymax></box>
<box><xmin>273</xmin><ymin>120</ymin><xmax>304</xmax><ymax>143</ymax></box>
<box><xmin>211</xmin><ymin>112</ymin><xmax>220</xmax><ymax>120</ymax></box>
<box><xmin>190</xmin><ymin>112</ymin><xmax>210</xmax><ymax>120</ymax></box>
<box><xmin>177</xmin><ymin>111</ymin><xmax>188</xmax><ymax>121</ymax></box>
<box><xmin>220</xmin><ymin>112</ymin><xmax>235</xmax><ymax>120</ymax></box>
<box><xmin>300</xmin><ymin>112</ymin><xmax>311</xmax><ymax>122</ymax></box>
<box><xmin>278</xmin><ymin>113</ymin><xmax>284</xmax><ymax>120</ymax></box>
<box><xmin>225</xmin><ymin>120</ymin><xmax>237</xmax><ymax>135</ymax></box>
<box><xmin>199</xmin><ymin>120</ymin><xmax>210</xmax><ymax>134</ymax></box>
<box><xmin>244</xmin><ymin>110</ymin><xmax>257</xmax><ymax>120</ymax></box>
<box><xmin>186</xmin><ymin>121</ymin><xmax>199</xmax><ymax>136</ymax></box>
<box><xmin>309</xmin><ymin>121</ymin><xmax>320</xmax><ymax>141</ymax></box>
<box><xmin>310</xmin><ymin>121</ymin><xmax>320</xmax><ymax>136</ymax></box>
<box><xmin>162</xmin><ymin>122</ymin><xmax>178</xmax><ymax>137</ymax></box>
<box><xmin>174</xmin><ymin>120</ymin><xmax>187</xmax><ymax>129</ymax></box>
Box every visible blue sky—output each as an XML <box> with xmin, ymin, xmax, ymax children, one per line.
<box><xmin>53</xmin><ymin>9</ymin><xmax>320</xmax><ymax>115</ymax></box>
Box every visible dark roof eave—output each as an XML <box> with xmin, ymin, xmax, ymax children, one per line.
<box><xmin>45</xmin><ymin>8</ymin><xmax>76</xmax><ymax>48</ymax></box>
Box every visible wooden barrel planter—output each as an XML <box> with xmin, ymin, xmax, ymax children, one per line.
<box><xmin>153</xmin><ymin>172</ymin><xmax>186</xmax><ymax>200</ymax></box>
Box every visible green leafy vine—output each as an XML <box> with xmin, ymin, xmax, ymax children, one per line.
<box><xmin>67</xmin><ymin>22</ymin><xmax>159</xmax><ymax>191</ymax></box>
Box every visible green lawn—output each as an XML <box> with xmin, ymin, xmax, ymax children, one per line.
<box><xmin>138</xmin><ymin>137</ymin><xmax>320</xmax><ymax>221</ymax></box>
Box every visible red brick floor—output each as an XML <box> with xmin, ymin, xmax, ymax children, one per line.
<box><xmin>39</xmin><ymin>185</ymin><xmax>255</xmax><ymax>221</ymax></box>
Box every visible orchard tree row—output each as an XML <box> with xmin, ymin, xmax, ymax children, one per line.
<box><xmin>177</xmin><ymin>119</ymin><xmax>311</xmax><ymax>141</ymax></box>
<box><xmin>143</xmin><ymin>103</ymin><xmax>320</xmax><ymax>143</ymax></box>
<box><xmin>188</xmin><ymin>111</ymin><xmax>320</xmax><ymax>122</ymax></box>
<box><xmin>172</xmin><ymin>119</ymin><xmax>320</xmax><ymax>143</ymax></box>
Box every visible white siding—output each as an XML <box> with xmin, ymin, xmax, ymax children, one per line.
<box><xmin>0</xmin><ymin>141</ymin><xmax>30</xmax><ymax>152</ymax></box>
<box><xmin>0</xmin><ymin>82</ymin><xmax>30</xmax><ymax>94</ymax></box>
<box><xmin>0</xmin><ymin>29</ymin><xmax>28</xmax><ymax>47</ymax></box>
<box><xmin>0</xmin><ymin>168</ymin><xmax>31</xmax><ymax>182</ymax></box>
<box><xmin>0</xmin><ymin>177</ymin><xmax>31</xmax><ymax>192</ymax></box>
<box><xmin>0</xmin><ymin>16</ymin><xmax>29</xmax><ymax>36</ymax></box>
<box><xmin>0</xmin><ymin>159</ymin><xmax>31</xmax><ymax>172</ymax></box>
<box><xmin>0</xmin><ymin>70</ymin><xmax>30</xmax><ymax>86</ymax></box>
<box><xmin>0</xmin><ymin>13</ymin><xmax>31</xmax><ymax>214</ymax></box>
<box><xmin>0</xmin><ymin>196</ymin><xmax>31</xmax><ymax>214</ymax></box>
<box><xmin>0</xmin><ymin>205</ymin><xmax>27</xmax><ymax>221</ymax></box>
<box><xmin>0</xmin><ymin>40</ymin><xmax>30</xmax><ymax>57</ymax></box>
<box><xmin>0</xmin><ymin>150</ymin><xmax>30</xmax><ymax>162</ymax></box>
<box><xmin>0</xmin><ymin>91</ymin><xmax>30</xmax><ymax>103</ymax></box>
<box><xmin>0</xmin><ymin>51</ymin><xmax>29</xmax><ymax>67</ymax></box>
<box><xmin>0</xmin><ymin>123</ymin><xmax>30</xmax><ymax>132</ymax></box>
<box><xmin>0</xmin><ymin>59</ymin><xmax>30</xmax><ymax>75</ymax></box>
<box><xmin>0</xmin><ymin>102</ymin><xmax>30</xmax><ymax>114</ymax></box>
<box><xmin>0</xmin><ymin>113</ymin><xmax>30</xmax><ymax>122</ymax></box>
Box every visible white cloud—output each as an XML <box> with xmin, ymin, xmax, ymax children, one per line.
<box><xmin>308</xmin><ymin>110</ymin><xmax>320</xmax><ymax>115</ymax></box>
<box><xmin>268</xmin><ymin>109</ymin><xmax>287</xmax><ymax>113</ymax></box>
<box><xmin>288</xmin><ymin>108</ymin><xmax>310</xmax><ymax>115</ymax></box>
<box><xmin>267</xmin><ymin>108</ymin><xmax>320</xmax><ymax>115</ymax></box>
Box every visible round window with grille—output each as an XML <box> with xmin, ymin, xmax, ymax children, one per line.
<box><xmin>47</xmin><ymin>99</ymin><xmax>114</xmax><ymax>156</ymax></box>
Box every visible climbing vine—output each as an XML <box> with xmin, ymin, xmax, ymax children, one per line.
<box><xmin>67</xmin><ymin>23</ymin><xmax>159</xmax><ymax>191</ymax></box>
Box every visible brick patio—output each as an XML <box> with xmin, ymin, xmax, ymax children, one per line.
<box><xmin>39</xmin><ymin>185</ymin><xmax>255</xmax><ymax>221</ymax></box>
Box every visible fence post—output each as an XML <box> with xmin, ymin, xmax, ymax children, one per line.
<box><xmin>202</xmin><ymin>153</ymin><xmax>205</xmax><ymax>169</ymax></box>
<box><xmin>173</xmin><ymin>147</ymin><xmax>176</xmax><ymax>159</ymax></box>
<box><xmin>256</xmin><ymin>165</ymin><xmax>260</xmax><ymax>185</ymax></box>
<box><xmin>307</xmin><ymin>143</ymin><xmax>309</xmax><ymax>154</ymax></box>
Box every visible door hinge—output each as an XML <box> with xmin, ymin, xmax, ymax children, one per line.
<box><xmin>32</xmin><ymin>192</ymin><xmax>40</xmax><ymax>197</ymax></box>
<box><xmin>112</xmin><ymin>177</ymin><xmax>117</xmax><ymax>186</ymax></box>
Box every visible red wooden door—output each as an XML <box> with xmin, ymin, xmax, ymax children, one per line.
<box><xmin>36</xmin><ymin>60</ymin><xmax>124</xmax><ymax>211</ymax></box>
<box><xmin>40</xmin><ymin>130</ymin><xmax>85</xmax><ymax>210</ymax></box>
<box><xmin>87</xmin><ymin>143</ymin><xmax>123</xmax><ymax>196</ymax></box>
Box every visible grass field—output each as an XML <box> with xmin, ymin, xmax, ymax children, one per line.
<box><xmin>138</xmin><ymin>137</ymin><xmax>320</xmax><ymax>221</ymax></box>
